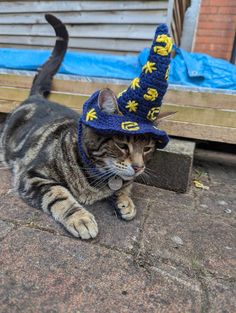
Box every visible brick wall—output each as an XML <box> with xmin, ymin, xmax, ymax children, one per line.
<box><xmin>194</xmin><ymin>0</ymin><xmax>236</xmax><ymax>61</ymax></box>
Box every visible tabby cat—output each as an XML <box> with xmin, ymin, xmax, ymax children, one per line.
<box><xmin>0</xmin><ymin>14</ymin><xmax>164</xmax><ymax>239</ymax></box>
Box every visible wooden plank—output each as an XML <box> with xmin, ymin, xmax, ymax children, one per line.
<box><xmin>0</xmin><ymin>1</ymin><xmax>168</xmax><ymax>13</ymax></box>
<box><xmin>161</xmin><ymin>120</ymin><xmax>236</xmax><ymax>144</ymax></box>
<box><xmin>164</xmin><ymin>89</ymin><xmax>236</xmax><ymax>110</ymax></box>
<box><xmin>0</xmin><ymin>86</ymin><xmax>235</xmax><ymax>128</ymax></box>
<box><xmin>0</xmin><ymin>86</ymin><xmax>88</xmax><ymax>109</ymax></box>
<box><xmin>0</xmin><ymin>43</ymin><xmax>135</xmax><ymax>55</ymax></box>
<box><xmin>0</xmin><ymin>74</ymin><xmax>127</xmax><ymax>94</ymax></box>
<box><xmin>0</xmin><ymin>24</ymin><xmax>157</xmax><ymax>40</ymax></box>
<box><xmin>0</xmin><ymin>35</ymin><xmax>151</xmax><ymax>52</ymax></box>
<box><xmin>162</xmin><ymin>104</ymin><xmax>236</xmax><ymax>128</ymax></box>
<box><xmin>0</xmin><ymin>11</ymin><xmax>167</xmax><ymax>25</ymax></box>
<box><xmin>0</xmin><ymin>74</ymin><xmax>235</xmax><ymax>110</ymax></box>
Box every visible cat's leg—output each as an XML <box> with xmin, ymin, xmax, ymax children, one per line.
<box><xmin>115</xmin><ymin>183</ymin><xmax>136</xmax><ymax>221</ymax></box>
<box><xmin>17</xmin><ymin>172</ymin><xmax>98</xmax><ymax>239</ymax></box>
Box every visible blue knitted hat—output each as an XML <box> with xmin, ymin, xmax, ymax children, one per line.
<box><xmin>80</xmin><ymin>24</ymin><xmax>172</xmax><ymax>149</ymax></box>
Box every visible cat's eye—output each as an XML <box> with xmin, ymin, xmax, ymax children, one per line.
<box><xmin>116</xmin><ymin>142</ymin><xmax>128</xmax><ymax>150</ymax></box>
<box><xmin>143</xmin><ymin>146</ymin><xmax>153</xmax><ymax>153</ymax></box>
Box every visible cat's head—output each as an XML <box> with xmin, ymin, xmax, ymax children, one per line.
<box><xmin>83</xmin><ymin>89</ymin><xmax>172</xmax><ymax>181</ymax></box>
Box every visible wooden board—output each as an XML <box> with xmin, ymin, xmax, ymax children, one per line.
<box><xmin>0</xmin><ymin>73</ymin><xmax>235</xmax><ymax>110</ymax></box>
<box><xmin>0</xmin><ymin>0</ymin><xmax>170</xmax><ymax>55</ymax></box>
<box><xmin>0</xmin><ymin>1</ymin><xmax>168</xmax><ymax>13</ymax></box>
<box><xmin>0</xmin><ymin>35</ymin><xmax>151</xmax><ymax>52</ymax></box>
<box><xmin>0</xmin><ymin>74</ymin><xmax>235</xmax><ymax>144</ymax></box>
<box><xmin>0</xmin><ymin>11</ymin><xmax>167</xmax><ymax>25</ymax></box>
<box><xmin>0</xmin><ymin>24</ymin><xmax>157</xmax><ymax>40</ymax></box>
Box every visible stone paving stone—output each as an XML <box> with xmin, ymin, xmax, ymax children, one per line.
<box><xmin>194</xmin><ymin>161</ymin><xmax>236</xmax><ymax>197</ymax></box>
<box><xmin>133</xmin><ymin>182</ymin><xmax>195</xmax><ymax>210</ymax></box>
<box><xmin>0</xmin><ymin>220</ymin><xmax>14</xmax><ymax>240</ymax></box>
<box><xmin>0</xmin><ymin>168</ymin><xmax>148</xmax><ymax>251</ymax></box>
<box><xmin>0</xmin><ymin>227</ymin><xmax>202</xmax><ymax>313</ymax></box>
<box><xmin>204</xmin><ymin>278</ymin><xmax>236</xmax><ymax>313</ymax></box>
<box><xmin>141</xmin><ymin>203</ymin><xmax>236</xmax><ymax>278</ymax></box>
<box><xmin>195</xmin><ymin>189</ymin><xmax>236</xmax><ymax>217</ymax></box>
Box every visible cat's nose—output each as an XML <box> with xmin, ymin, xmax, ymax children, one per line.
<box><xmin>132</xmin><ymin>164</ymin><xmax>144</xmax><ymax>173</ymax></box>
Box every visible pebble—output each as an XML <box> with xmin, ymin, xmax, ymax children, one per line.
<box><xmin>224</xmin><ymin>208</ymin><xmax>232</xmax><ymax>214</ymax></box>
<box><xmin>171</xmin><ymin>236</ymin><xmax>184</xmax><ymax>246</ymax></box>
<box><xmin>218</xmin><ymin>200</ymin><xmax>228</xmax><ymax>206</ymax></box>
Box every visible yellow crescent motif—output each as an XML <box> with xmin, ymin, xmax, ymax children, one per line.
<box><xmin>153</xmin><ymin>34</ymin><xmax>173</xmax><ymax>56</ymax></box>
<box><xmin>147</xmin><ymin>107</ymin><xmax>160</xmax><ymax>121</ymax></box>
<box><xmin>86</xmin><ymin>108</ymin><xmax>97</xmax><ymax>122</ymax></box>
<box><xmin>144</xmin><ymin>88</ymin><xmax>158</xmax><ymax>102</ymax></box>
<box><xmin>121</xmin><ymin>121</ymin><xmax>140</xmax><ymax>131</ymax></box>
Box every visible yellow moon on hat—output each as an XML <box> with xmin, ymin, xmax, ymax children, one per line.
<box><xmin>121</xmin><ymin>121</ymin><xmax>140</xmax><ymax>131</ymax></box>
<box><xmin>147</xmin><ymin>107</ymin><xmax>160</xmax><ymax>121</ymax></box>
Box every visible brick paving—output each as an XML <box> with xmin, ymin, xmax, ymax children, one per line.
<box><xmin>0</xmin><ymin>149</ymin><xmax>235</xmax><ymax>312</ymax></box>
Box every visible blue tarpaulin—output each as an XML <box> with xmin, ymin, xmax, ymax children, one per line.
<box><xmin>0</xmin><ymin>47</ymin><xmax>235</xmax><ymax>90</ymax></box>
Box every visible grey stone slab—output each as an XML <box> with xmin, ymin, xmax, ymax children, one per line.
<box><xmin>0</xmin><ymin>168</ymin><xmax>148</xmax><ymax>251</ymax></box>
<box><xmin>141</xmin><ymin>202</ymin><xmax>236</xmax><ymax>278</ymax></box>
<box><xmin>136</xmin><ymin>138</ymin><xmax>195</xmax><ymax>193</ymax></box>
<box><xmin>133</xmin><ymin>182</ymin><xmax>195</xmax><ymax>210</ymax></box>
<box><xmin>0</xmin><ymin>220</ymin><xmax>14</xmax><ymax>239</ymax></box>
<box><xmin>195</xmin><ymin>190</ymin><xmax>236</xmax><ymax>217</ymax></box>
<box><xmin>0</xmin><ymin>227</ymin><xmax>202</xmax><ymax>313</ymax></box>
<box><xmin>204</xmin><ymin>278</ymin><xmax>236</xmax><ymax>313</ymax></box>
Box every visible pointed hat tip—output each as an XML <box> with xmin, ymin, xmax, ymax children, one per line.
<box><xmin>155</xmin><ymin>24</ymin><xmax>169</xmax><ymax>36</ymax></box>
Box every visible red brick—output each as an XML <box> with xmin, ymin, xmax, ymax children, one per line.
<box><xmin>202</xmin><ymin>0</ymin><xmax>236</xmax><ymax>6</ymax></box>
<box><xmin>197</xmin><ymin>21</ymin><xmax>234</xmax><ymax>30</ymax></box>
<box><xmin>195</xmin><ymin>43</ymin><xmax>232</xmax><ymax>52</ymax></box>
<box><xmin>218</xmin><ymin>6</ymin><xmax>236</xmax><ymax>14</ymax></box>
<box><xmin>195</xmin><ymin>35</ymin><xmax>233</xmax><ymax>45</ymax></box>
<box><xmin>197</xmin><ymin>28</ymin><xmax>235</xmax><ymax>37</ymax></box>
<box><xmin>200</xmin><ymin>6</ymin><xmax>218</xmax><ymax>14</ymax></box>
<box><xmin>199</xmin><ymin>14</ymin><xmax>234</xmax><ymax>23</ymax></box>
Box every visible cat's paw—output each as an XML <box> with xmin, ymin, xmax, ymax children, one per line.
<box><xmin>116</xmin><ymin>195</ymin><xmax>136</xmax><ymax>221</ymax></box>
<box><xmin>64</xmin><ymin>209</ymin><xmax>98</xmax><ymax>239</ymax></box>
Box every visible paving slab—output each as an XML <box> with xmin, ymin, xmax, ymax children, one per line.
<box><xmin>0</xmin><ymin>168</ymin><xmax>148</xmax><ymax>252</ymax></box>
<box><xmin>0</xmin><ymin>220</ymin><xmax>14</xmax><ymax>240</ymax></box>
<box><xmin>204</xmin><ymin>278</ymin><xmax>236</xmax><ymax>313</ymax></box>
<box><xmin>141</xmin><ymin>202</ymin><xmax>236</xmax><ymax>278</ymax></box>
<box><xmin>0</xmin><ymin>227</ymin><xmax>202</xmax><ymax>313</ymax></box>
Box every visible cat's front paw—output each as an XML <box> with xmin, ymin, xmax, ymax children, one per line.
<box><xmin>63</xmin><ymin>209</ymin><xmax>98</xmax><ymax>239</ymax></box>
<box><xmin>116</xmin><ymin>195</ymin><xmax>136</xmax><ymax>221</ymax></box>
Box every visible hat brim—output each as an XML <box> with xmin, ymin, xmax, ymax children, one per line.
<box><xmin>80</xmin><ymin>91</ymin><xmax>169</xmax><ymax>149</ymax></box>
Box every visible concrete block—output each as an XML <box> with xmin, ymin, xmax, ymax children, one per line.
<box><xmin>137</xmin><ymin>139</ymin><xmax>195</xmax><ymax>193</ymax></box>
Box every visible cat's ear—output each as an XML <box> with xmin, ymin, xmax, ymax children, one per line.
<box><xmin>154</xmin><ymin>111</ymin><xmax>176</xmax><ymax>125</ymax></box>
<box><xmin>98</xmin><ymin>88</ymin><xmax>119</xmax><ymax>115</ymax></box>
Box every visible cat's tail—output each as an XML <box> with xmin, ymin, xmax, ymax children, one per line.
<box><xmin>30</xmin><ymin>14</ymin><xmax>68</xmax><ymax>97</ymax></box>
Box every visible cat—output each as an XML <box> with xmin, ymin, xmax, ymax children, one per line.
<box><xmin>0</xmin><ymin>14</ymin><xmax>167</xmax><ymax>240</ymax></box>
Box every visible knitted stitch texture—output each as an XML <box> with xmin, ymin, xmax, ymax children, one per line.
<box><xmin>80</xmin><ymin>24</ymin><xmax>172</xmax><ymax>149</ymax></box>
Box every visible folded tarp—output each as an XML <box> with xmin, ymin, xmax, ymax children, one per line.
<box><xmin>0</xmin><ymin>47</ymin><xmax>235</xmax><ymax>90</ymax></box>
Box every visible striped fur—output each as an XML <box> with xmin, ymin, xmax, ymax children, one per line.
<box><xmin>0</xmin><ymin>14</ymin><xmax>156</xmax><ymax>239</ymax></box>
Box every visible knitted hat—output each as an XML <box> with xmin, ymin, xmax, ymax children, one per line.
<box><xmin>80</xmin><ymin>24</ymin><xmax>172</xmax><ymax>149</ymax></box>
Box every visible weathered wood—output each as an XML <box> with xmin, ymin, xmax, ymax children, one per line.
<box><xmin>161</xmin><ymin>120</ymin><xmax>236</xmax><ymax>145</ymax></box>
<box><xmin>0</xmin><ymin>73</ymin><xmax>235</xmax><ymax>110</ymax></box>
<box><xmin>0</xmin><ymin>35</ymin><xmax>151</xmax><ymax>52</ymax></box>
<box><xmin>162</xmin><ymin>104</ymin><xmax>236</xmax><ymax>128</ymax></box>
<box><xmin>0</xmin><ymin>24</ymin><xmax>157</xmax><ymax>40</ymax></box>
<box><xmin>0</xmin><ymin>11</ymin><xmax>167</xmax><ymax>25</ymax></box>
<box><xmin>0</xmin><ymin>1</ymin><xmax>168</xmax><ymax>13</ymax></box>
